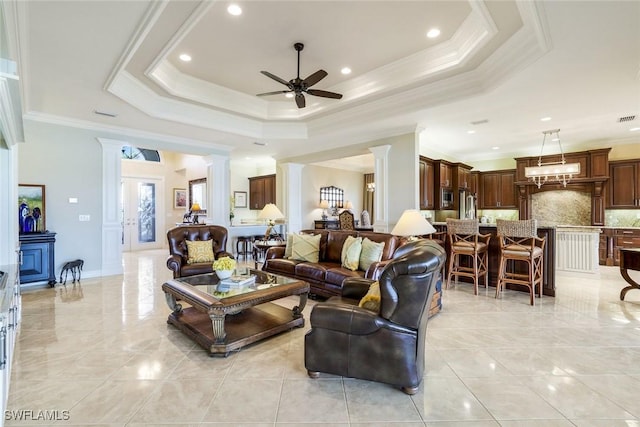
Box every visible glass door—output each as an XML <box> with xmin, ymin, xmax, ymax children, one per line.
<box><xmin>121</xmin><ymin>177</ymin><xmax>163</xmax><ymax>251</ymax></box>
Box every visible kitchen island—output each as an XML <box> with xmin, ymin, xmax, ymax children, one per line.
<box><xmin>434</xmin><ymin>223</ymin><xmax>556</xmax><ymax>297</ymax></box>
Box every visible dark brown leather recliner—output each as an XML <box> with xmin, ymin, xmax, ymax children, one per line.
<box><xmin>304</xmin><ymin>239</ymin><xmax>446</xmax><ymax>394</ymax></box>
<box><xmin>166</xmin><ymin>225</ymin><xmax>233</xmax><ymax>278</ymax></box>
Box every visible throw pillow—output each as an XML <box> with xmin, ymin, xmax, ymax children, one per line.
<box><xmin>358</xmin><ymin>281</ymin><xmax>381</xmax><ymax>312</ymax></box>
<box><xmin>185</xmin><ymin>240</ymin><xmax>215</xmax><ymax>264</ymax></box>
<box><xmin>283</xmin><ymin>233</ymin><xmax>295</xmax><ymax>259</ymax></box>
<box><xmin>341</xmin><ymin>236</ymin><xmax>363</xmax><ymax>271</ymax></box>
<box><xmin>291</xmin><ymin>233</ymin><xmax>321</xmax><ymax>263</ymax></box>
<box><xmin>359</xmin><ymin>238</ymin><xmax>385</xmax><ymax>271</ymax></box>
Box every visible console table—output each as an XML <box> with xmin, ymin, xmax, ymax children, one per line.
<box><xmin>19</xmin><ymin>231</ymin><xmax>57</xmax><ymax>286</ymax></box>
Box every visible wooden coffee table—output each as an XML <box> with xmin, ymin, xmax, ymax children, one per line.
<box><xmin>162</xmin><ymin>269</ymin><xmax>309</xmax><ymax>356</ymax></box>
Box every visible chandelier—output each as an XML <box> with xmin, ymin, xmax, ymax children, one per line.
<box><xmin>524</xmin><ymin>129</ymin><xmax>580</xmax><ymax>188</ymax></box>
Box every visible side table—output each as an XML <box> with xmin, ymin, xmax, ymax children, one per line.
<box><xmin>253</xmin><ymin>239</ymin><xmax>286</xmax><ymax>268</ymax></box>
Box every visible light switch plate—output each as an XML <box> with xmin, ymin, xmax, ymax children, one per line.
<box><xmin>69</xmin><ymin>197</ymin><xmax>78</xmax><ymax>203</ymax></box>
<box><xmin>79</xmin><ymin>214</ymin><xmax>90</xmax><ymax>221</ymax></box>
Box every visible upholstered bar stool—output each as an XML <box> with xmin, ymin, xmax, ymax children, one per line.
<box><xmin>495</xmin><ymin>219</ymin><xmax>546</xmax><ymax>305</ymax></box>
<box><xmin>445</xmin><ymin>218</ymin><xmax>491</xmax><ymax>295</ymax></box>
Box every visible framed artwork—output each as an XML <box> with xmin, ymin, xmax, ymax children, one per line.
<box><xmin>234</xmin><ymin>191</ymin><xmax>247</xmax><ymax>208</ymax></box>
<box><xmin>173</xmin><ymin>188</ymin><xmax>187</xmax><ymax>209</ymax></box>
<box><xmin>18</xmin><ymin>184</ymin><xmax>46</xmax><ymax>233</ymax></box>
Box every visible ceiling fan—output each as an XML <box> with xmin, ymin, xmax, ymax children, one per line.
<box><xmin>257</xmin><ymin>42</ymin><xmax>343</xmax><ymax>109</ymax></box>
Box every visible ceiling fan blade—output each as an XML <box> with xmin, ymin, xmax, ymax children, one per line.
<box><xmin>260</xmin><ymin>71</ymin><xmax>291</xmax><ymax>88</ymax></box>
<box><xmin>256</xmin><ymin>90</ymin><xmax>291</xmax><ymax>97</ymax></box>
<box><xmin>303</xmin><ymin>70</ymin><xmax>327</xmax><ymax>88</ymax></box>
<box><xmin>295</xmin><ymin>93</ymin><xmax>306</xmax><ymax>108</ymax></box>
<box><xmin>307</xmin><ymin>89</ymin><xmax>343</xmax><ymax>99</ymax></box>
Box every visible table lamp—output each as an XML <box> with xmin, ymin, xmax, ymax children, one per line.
<box><xmin>391</xmin><ymin>209</ymin><xmax>436</xmax><ymax>240</ymax></box>
<box><xmin>258</xmin><ymin>203</ymin><xmax>285</xmax><ymax>240</ymax></box>
<box><xmin>344</xmin><ymin>200</ymin><xmax>353</xmax><ymax>212</ymax></box>
<box><xmin>190</xmin><ymin>203</ymin><xmax>201</xmax><ymax>224</ymax></box>
<box><xmin>319</xmin><ymin>200</ymin><xmax>329</xmax><ymax>220</ymax></box>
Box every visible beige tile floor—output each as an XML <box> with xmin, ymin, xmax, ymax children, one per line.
<box><xmin>6</xmin><ymin>249</ymin><xmax>640</xmax><ymax>426</ymax></box>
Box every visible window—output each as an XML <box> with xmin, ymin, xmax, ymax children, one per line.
<box><xmin>320</xmin><ymin>186</ymin><xmax>344</xmax><ymax>209</ymax></box>
<box><xmin>121</xmin><ymin>146</ymin><xmax>160</xmax><ymax>162</ymax></box>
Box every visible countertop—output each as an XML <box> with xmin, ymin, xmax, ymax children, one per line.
<box><xmin>432</xmin><ymin>221</ymin><xmax>640</xmax><ymax>230</ymax></box>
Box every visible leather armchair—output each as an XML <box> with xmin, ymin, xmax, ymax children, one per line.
<box><xmin>166</xmin><ymin>225</ymin><xmax>233</xmax><ymax>278</ymax></box>
<box><xmin>304</xmin><ymin>239</ymin><xmax>446</xmax><ymax>394</ymax></box>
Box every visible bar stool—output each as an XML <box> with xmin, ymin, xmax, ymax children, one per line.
<box><xmin>446</xmin><ymin>218</ymin><xmax>491</xmax><ymax>295</ymax></box>
<box><xmin>235</xmin><ymin>236</ymin><xmax>253</xmax><ymax>260</ymax></box>
<box><xmin>495</xmin><ymin>219</ymin><xmax>545</xmax><ymax>305</ymax></box>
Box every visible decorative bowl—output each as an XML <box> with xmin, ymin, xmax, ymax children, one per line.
<box><xmin>216</xmin><ymin>269</ymin><xmax>233</xmax><ymax>280</ymax></box>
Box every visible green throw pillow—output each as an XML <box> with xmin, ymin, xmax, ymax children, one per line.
<box><xmin>358</xmin><ymin>281</ymin><xmax>381</xmax><ymax>312</ymax></box>
<box><xmin>185</xmin><ymin>240</ymin><xmax>215</xmax><ymax>264</ymax></box>
<box><xmin>341</xmin><ymin>236</ymin><xmax>362</xmax><ymax>271</ymax></box>
<box><xmin>359</xmin><ymin>238</ymin><xmax>385</xmax><ymax>271</ymax></box>
<box><xmin>291</xmin><ymin>233</ymin><xmax>321</xmax><ymax>263</ymax></box>
<box><xmin>283</xmin><ymin>233</ymin><xmax>295</xmax><ymax>259</ymax></box>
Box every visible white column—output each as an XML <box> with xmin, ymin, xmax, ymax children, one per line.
<box><xmin>0</xmin><ymin>144</ymin><xmax>19</xmax><ymax>265</ymax></box>
<box><xmin>278</xmin><ymin>162</ymin><xmax>304</xmax><ymax>234</ymax></box>
<box><xmin>98</xmin><ymin>138</ymin><xmax>124</xmax><ymax>276</ymax></box>
<box><xmin>369</xmin><ymin>145</ymin><xmax>391</xmax><ymax>232</ymax></box>
<box><xmin>203</xmin><ymin>154</ymin><xmax>230</xmax><ymax>226</ymax></box>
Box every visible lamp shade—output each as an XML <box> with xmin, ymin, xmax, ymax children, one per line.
<box><xmin>258</xmin><ymin>203</ymin><xmax>285</xmax><ymax>220</ymax></box>
<box><xmin>190</xmin><ymin>203</ymin><xmax>201</xmax><ymax>211</ymax></box>
<box><xmin>344</xmin><ymin>200</ymin><xmax>353</xmax><ymax>209</ymax></box>
<box><xmin>391</xmin><ymin>209</ymin><xmax>436</xmax><ymax>236</ymax></box>
<box><xmin>319</xmin><ymin>200</ymin><xmax>329</xmax><ymax>209</ymax></box>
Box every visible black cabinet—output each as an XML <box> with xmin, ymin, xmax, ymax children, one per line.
<box><xmin>19</xmin><ymin>232</ymin><xmax>56</xmax><ymax>286</ymax></box>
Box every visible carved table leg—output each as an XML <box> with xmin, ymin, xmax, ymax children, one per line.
<box><xmin>620</xmin><ymin>268</ymin><xmax>640</xmax><ymax>301</ymax></box>
<box><xmin>209</xmin><ymin>313</ymin><xmax>227</xmax><ymax>343</ymax></box>
<box><xmin>164</xmin><ymin>292</ymin><xmax>182</xmax><ymax>313</ymax></box>
<box><xmin>292</xmin><ymin>292</ymin><xmax>308</xmax><ymax>319</ymax></box>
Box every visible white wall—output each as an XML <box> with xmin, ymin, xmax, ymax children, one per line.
<box><xmin>19</xmin><ymin>121</ymin><xmax>103</xmax><ymax>277</ymax></box>
<box><xmin>301</xmin><ymin>165</ymin><xmax>364</xmax><ymax>230</ymax></box>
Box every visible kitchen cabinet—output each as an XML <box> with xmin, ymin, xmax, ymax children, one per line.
<box><xmin>248</xmin><ymin>174</ymin><xmax>276</xmax><ymax>210</ymax></box>
<box><xmin>419</xmin><ymin>156</ymin><xmax>435</xmax><ymax>210</ymax></box>
<box><xmin>599</xmin><ymin>229</ymin><xmax>611</xmax><ymax>266</ymax></box>
<box><xmin>456</xmin><ymin>164</ymin><xmax>472</xmax><ymax>190</ymax></box>
<box><xmin>469</xmin><ymin>171</ymin><xmax>479</xmax><ymax>196</ymax></box>
<box><xmin>19</xmin><ymin>232</ymin><xmax>57</xmax><ymax>286</ymax></box>
<box><xmin>612</xmin><ymin>228</ymin><xmax>640</xmax><ymax>266</ymax></box>
<box><xmin>435</xmin><ymin>161</ymin><xmax>453</xmax><ymax>188</ymax></box>
<box><xmin>608</xmin><ymin>160</ymin><xmax>640</xmax><ymax>208</ymax></box>
<box><xmin>480</xmin><ymin>170</ymin><xmax>516</xmax><ymax>209</ymax></box>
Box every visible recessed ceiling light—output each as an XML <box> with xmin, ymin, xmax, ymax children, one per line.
<box><xmin>227</xmin><ymin>4</ymin><xmax>242</xmax><ymax>16</ymax></box>
<box><xmin>285</xmin><ymin>93</ymin><xmax>294</xmax><ymax>98</ymax></box>
<box><xmin>426</xmin><ymin>28</ymin><xmax>441</xmax><ymax>39</ymax></box>
<box><xmin>467</xmin><ymin>130</ymin><xmax>476</xmax><ymax>134</ymax></box>
<box><xmin>179</xmin><ymin>53</ymin><xmax>192</xmax><ymax>62</ymax></box>
<box><xmin>630</xmin><ymin>127</ymin><xmax>640</xmax><ymax>132</ymax></box>
<box><xmin>540</xmin><ymin>116</ymin><xmax>552</xmax><ymax>121</ymax></box>
<box><xmin>341</xmin><ymin>67</ymin><xmax>351</xmax><ymax>75</ymax></box>
<box><xmin>492</xmin><ymin>146</ymin><xmax>500</xmax><ymax>150</ymax></box>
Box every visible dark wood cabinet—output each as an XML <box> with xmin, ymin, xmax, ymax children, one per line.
<box><xmin>480</xmin><ymin>170</ymin><xmax>516</xmax><ymax>209</ymax></box>
<box><xmin>469</xmin><ymin>171</ymin><xmax>479</xmax><ymax>195</ymax></box>
<box><xmin>419</xmin><ymin>156</ymin><xmax>434</xmax><ymax>210</ymax></box>
<box><xmin>19</xmin><ymin>232</ymin><xmax>56</xmax><ymax>286</ymax></box>
<box><xmin>613</xmin><ymin>228</ymin><xmax>640</xmax><ymax>265</ymax></box>
<box><xmin>248</xmin><ymin>174</ymin><xmax>276</xmax><ymax>210</ymax></box>
<box><xmin>438</xmin><ymin>162</ymin><xmax>453</xmax><ymax>188</ymax></box>
<box><xmin>608</xmin><ymin>160</ymin><xmax>640</xmax><ymax>208</ymax></box>
<box><xmin>456</xmin><ymin>165</ymin><xmax>471</xmax><ymax>190</ymax></box>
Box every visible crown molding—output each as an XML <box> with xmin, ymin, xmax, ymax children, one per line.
<box><xmin>23</xmin><ymin>111</ymin><xmax>233</xmax><ymax>154</ymax></box>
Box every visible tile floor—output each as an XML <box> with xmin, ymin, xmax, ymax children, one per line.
<box><xmin>6</xmin><ymin>249</ymin><xmax>640</xmax><ymax>426</ymax></box>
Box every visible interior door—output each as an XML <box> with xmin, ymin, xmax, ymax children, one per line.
<box><xmin>121</xmin><ymin>177</ymin><xmax>164</xmax><ymax>251</ymax></box>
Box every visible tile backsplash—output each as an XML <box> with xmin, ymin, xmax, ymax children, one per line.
<box><xmin>531</xmin><ymin>190</ymin><xmax>591</xmax><ymax>226</ymax></box>
<box><xmin>606</xmin><ymin>210</ymin><xmax>640</xmax><ymax>227</ymax></box>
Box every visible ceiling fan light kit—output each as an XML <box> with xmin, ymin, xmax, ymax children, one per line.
<box><xmin>257</xmin><ymin>42</ymin><xmax>343</xmax><ymax>109</ymax></box>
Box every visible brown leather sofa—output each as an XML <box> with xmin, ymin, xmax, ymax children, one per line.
<box><xmin>262</xmin><ymin>229</ymin><xmax>401</xmax><ymax>298</ymax></box>
<box><xmin>166</xmin><ymin>225</ymin><xmax>233</xmax><ymax>278</ymax></box>
<box><xmin>304</xmin><ymin>239</ymin><xmax>446</xmax><ymax>394</ymax></box>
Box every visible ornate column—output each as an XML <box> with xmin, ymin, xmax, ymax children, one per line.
<box><xmin>369</xmin><ymin>145</ymin><xmax>391</xmax><ymax>232</ymax></box>
<box><xmin>203</xmin><ymin>154</ymin><xmax>230</xmax><ymax>226</ymax></box>
<box><xmin>98</xmin><ymin>138</ymin><xmax>125</xmax><ymax>276</ymax></box>
<box><xmin>278</xmin><ymin>162</ymin><xmax>304</xmax><ymax>234</ymax></box>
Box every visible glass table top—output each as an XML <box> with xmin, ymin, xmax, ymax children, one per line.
<box><xmin>175</xmin><ymin>269</ymin><xmax>299</xmax><ymax>300</ymax></box>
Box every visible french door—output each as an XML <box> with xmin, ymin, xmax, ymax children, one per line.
<box><xmin>121</xmin><ymin>177</ymin><xmax>164</xmax><ymax>251</ymax></box>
